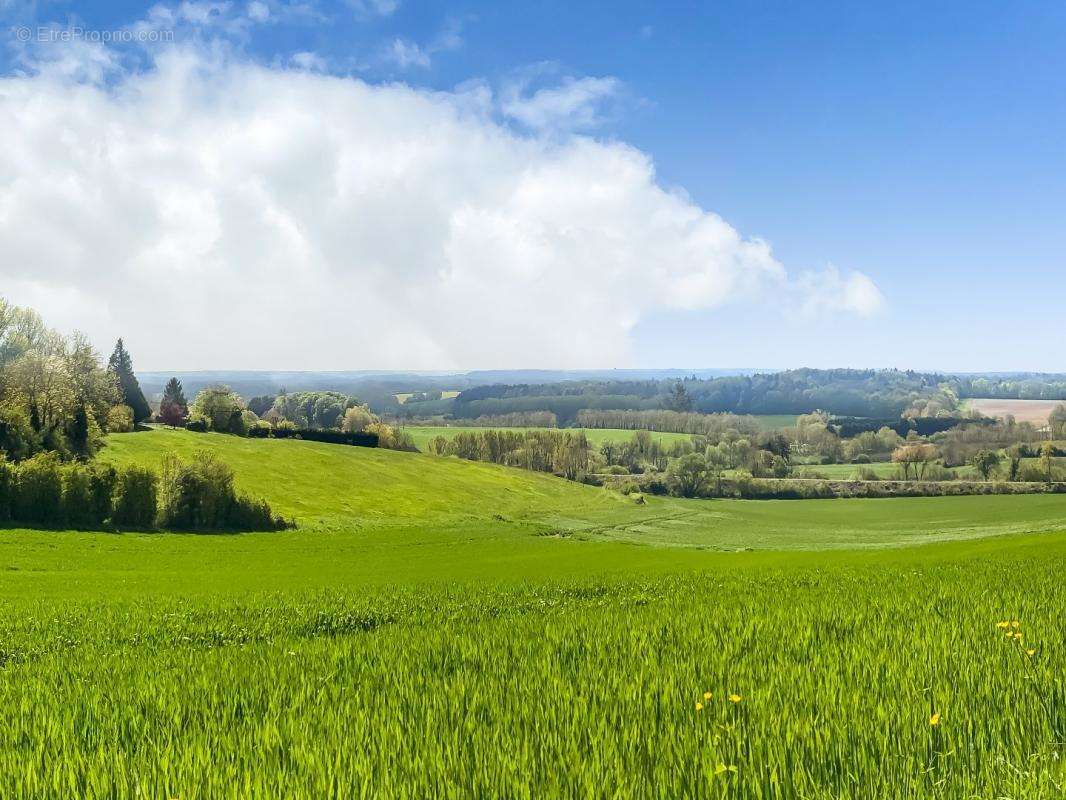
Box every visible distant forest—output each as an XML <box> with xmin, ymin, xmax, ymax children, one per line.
<box><xmin>397</xmin><ymin>369</ymin><xmax>1066</xmax><ymax>423</ymax></box>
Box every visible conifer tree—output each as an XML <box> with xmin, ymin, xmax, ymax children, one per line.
<box><xmin>107</xmin><ymin>339</ymin><xmax>151</xmax><ymax>424</ymax></box>
<box><xmin>159</xmin><ymin>377</ymin><xmax>189</xmax><ymax>428</ymax></box>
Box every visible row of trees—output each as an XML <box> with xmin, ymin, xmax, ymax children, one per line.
<box><xmin>0</xmin><ymin>450</ymin><xmax>288</xmax><ymax>531</ymax></box>
<box><xmin>427</xmin><ymin>430</ymin><xmax>592</xmax><ymax>479</ymax></box>
<box><xmin>175</xmin><ymin>385</ymin><xmax>414</xmax><ymax>450</ymax></box>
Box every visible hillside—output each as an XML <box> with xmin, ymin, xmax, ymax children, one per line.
<box><xmin>94</xmin><ymin>429</ymin><xmax>1066</xmax><ymax>552</ymax></box>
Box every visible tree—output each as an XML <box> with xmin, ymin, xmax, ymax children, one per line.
<box><xmin>666</xmin><ymin>453</ymin><xmax>709</xmax><ymax>498</ymax></box>
<box><xmin>1051</xmin><ymin>404</ymin><xmax>1066</xmax><ymax>439</ymax></box>
<box><xmin>1040</xmin><ymin>441</ymin><xmax>1055</xmax><ymax>484</ymax></box>
<box><xmin>341</xmin><ymin>405</ymin><xmax>376</xmax><ymax>433</ymax></box>
<box><xmin>891</xmin><ymin>443</ymin><xmax>939</xmax><ymax>481</ymax></box>
<box><xmin>159</xmin><ymin>378</ymin><xmax>188</xmax><ymax>428</ymax></box>
<box><xmin>107</xmin><ymin>339</ymin><xmax>151</xmax><ymax>424</ymax></box>
<box><xmin>666</xmin><ymin>380</ymin><xmax>693</xmax><ymax>413</ymax></box>
<box><xmin>971</xmin><ymin>450</ymin><xmax>1001</xmax><ymax>481</ymax></box>
<box><xmin>189</xmin><ymin>385</ymin><xmax>245</xmax><ymax>433</ymax></box>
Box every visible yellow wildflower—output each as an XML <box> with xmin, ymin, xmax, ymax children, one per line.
<box><xmin>695</xmin><ymin>702</ymin><xmax>704</xmax><ymax>712</ymax></box>
<box><xmin>1026</xmin><ymin>648</ymin><xmax>1036</xmax><ymax>657</ymax></box>
<box><xmin>703</xmin><ymin>691</ymin><xmax>712</xmax><ymax>701</ymax></box>
<box><xmin>929</xmin><ymin>712</ymin><xmax>941</xmax><ymax>726</ymax></box>
<box><xmin>728</xmin><ymin>694</ymin><xmax>742</xmax><ymax>703</ymax></box>
<box><xmin>996</xmin><ymin>621</ymin><xmax>1010</xmax><ymax>629</ymax></box>
<box><xmin>1011</xmin><ymin>621</ymin><xmax>1020</xmax><ymax>629</ymax></box>
<box><xmin>1013</xmin><ymin>632</ymin><xmax>1023</xmax><ymax>640</ymax></box>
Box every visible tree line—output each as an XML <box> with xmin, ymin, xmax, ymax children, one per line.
<box><xmin>0</xmin><ymin>450</ymin><xmax>289</xmax><ymax>531</ymax></box>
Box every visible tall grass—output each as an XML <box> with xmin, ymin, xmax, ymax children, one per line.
<box><xmin>0</xmin><ymin>541</ymin><xmax>1061</xmax><ymax>797</ymax></box>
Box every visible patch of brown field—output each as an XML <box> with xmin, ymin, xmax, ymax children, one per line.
<box><xmin>967</xmin><ymin>398</ymin><xmax>1063</xmax><ymax>425</ymax></box>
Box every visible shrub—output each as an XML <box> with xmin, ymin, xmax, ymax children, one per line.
<box><xmin>13</xmin><ymin>453</ymin><xmax>64</xmax><ymax>525</ymax></box>
<box><xmin>62</xmin><ymin>464</ymin><xmax>98</xmax><ymax>528</ymax></box>
<box><xmin>106</xmin><ymin>405</ymin><xmax>135</xmax><ymax>433</ymax></box>
<box><xmin>248</xmin><ymin>420</ymin><xmax>273</xmax><ymax>437</ymax></box>
<box><xmin>0</xmin><ymin>406</ymin><xmax>38</xmax><ymax>461</ymax></box>
<box><xmin>111</xmin><ymin>466</ymin><xmax>158</xmax><ymax>528</ymax></box>
<box><xmin>185</xmin><ymin>416</ymin><xmax>208</xmax><ymax>433</ymax></box>
<box><xmin>88</xmin><ymin>464</ymin><xmax>118</xmax><ymax>524</ymax></box>
<box><xmin>0</xmin><ymin>457</ymin><xmax>12</xmax><ymax>522</ymax></box>
<box><xmin>159</xmin><ymin>451</ymin><xmax>288</xmax><ymax>531</ymax></box>
<box><xmin>852</xmin><ymin>453</ymin><xmax>871</xmax><ymax>464</ymax></box>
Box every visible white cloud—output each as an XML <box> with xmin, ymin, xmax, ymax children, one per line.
<box><xmin>247</xmin><ymin>1</ymin><xmax>270</xmax><ymax>23</ymax></box>
<box><xmin>0</xmin><ymin>48</ymin><xmax>883</xmax><ymax>370</ymax></box>
<box><xmin>380</xmin><ymin>19</ymin><xmax>463</xmax><ymax>70</ymax></box>
<box><xmin>384</xmin><ymin>37</ymin><xmax>430</xmax><ymax>69</ymax></box>
<box><xmin>794</xmin><ymin>266</ymin><xmax>887</xmax><ymax>319</ymax></box>
<box><xmin>290</xmin><ymin>50</ymin><xmax>327</xmax><ymax>71</ymax></box>
<box><xmin>501</xmin><ymin>75</ymin><xmax>622</xmax><ymax>132</ymax></box>
<box><xmin>346</xmin><ymin>0</ymin><xmax>399</xmax><ymax>16</ymax></box>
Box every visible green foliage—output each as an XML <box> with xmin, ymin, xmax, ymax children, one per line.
<box><xmin>12</xmin><ymin>452</ymin><xmax>63</xmax><ymax>525</ymax></box>
<box><xmin>158</xmin><ymin>451</ymin><xmax>287</xmax><ymax>531</ymax></box>
<box><xmin>106</xmin><ymin>404</ymin><xmax>135</xmax><ymax>433</ymax></box>
<box><xmin>268</xmin><ymin>391</ymin><xmax>358</xmax><ymax>429</ymax></box>
<box><xmin>971</xmin><ymin>449</ymin><xmax>1002</xmax><ymax>480</ymax></box>
<box><xmin>189</xmin><ymin>385</ymin><xmax>246</xmax><ymax>433</ymax></box>
<box><xmin>0</xmin><ymin>457</ymin><xmax>11</xmax><ymax>521</ymax></box>
<box><xmin>666</xmin><ymin>452</ymin><xmax>708</xmax><ymax>497</ymax></box>
<box><xmin>111</xmin><ymin>466</ymin><xmax>158</xmax><ymax>528</ymax></box>
<box><xmin>107</xmin><ymin>339</ymin><xmax>151</xmax><ymax>424</ymax></box>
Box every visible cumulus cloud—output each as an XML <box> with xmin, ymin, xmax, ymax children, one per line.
<box><xmin>0</xmin><ymin>48</ymin><xmax>882</xmax><ymax>369</ymax></box>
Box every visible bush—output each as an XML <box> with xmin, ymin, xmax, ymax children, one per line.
<box><xmin>111</xmin><ymin>466</ymin><xmax>158</xmax><ymax>528</ymax></box>
<box><xmin>106</xmin><ymin>405</ymin><xmax>135</xmax><ymax>433</ymax></box>
<box><xmin>248</xmin><ymin>420</ymin><xmax>273</xmax><ymax>437</ymax></box>
<box><xmin>852</xmin><ymin>453</ymin><xmax>871</xmax><ymax>464</ymax></box>
<box><xmin>0</xmin><ymin>457</ymin><xmax>12</xmax><ymax>522</ymax></box>
<box><xmin>159</xmin><ymin>451</ymin><xmax>288</xmax><ymax>531</ymax></box>
<box><xmin>13</xmin><ymin>453</ymin><xmax>64</xmax><ymax>525</ymax></box>
<box><xmin>62</xmin><ymin>464</ymin><xmax>97</xmax><ymax>527</ymax></box>
<box><xmin>88</xmin><ymin>464</ymin><xmax>118</xmax><ymax>524</ymax></box>
<box><xmin>185</xmin><ymin>416</ymin><xmax>208</xmax><ymax>433</ymax></box>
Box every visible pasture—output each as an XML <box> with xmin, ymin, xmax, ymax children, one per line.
<box><xmin>0</xmin><ymin>429</ymin><xmax>1062</xmax><ymax>797</ymax></box>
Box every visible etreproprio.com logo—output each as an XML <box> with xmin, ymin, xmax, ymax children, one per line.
<box><xmin>13</xmin><ymin>26</ymin><xmax>174</xmax><ymax>44</ymax></box>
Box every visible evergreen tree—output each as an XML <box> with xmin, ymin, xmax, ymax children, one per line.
<box><xmin>159</xmin><ymin>377</ymin><xmax>189</xmax><ymax>428</ymax></box>
<box><xmin>107</xmin><ymin>339</ymin><xmax>151</xmax><ymax>424</ymax></box>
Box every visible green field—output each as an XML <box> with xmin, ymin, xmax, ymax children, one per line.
<box><xmin>1</xmin><ymin>429</ymin><xmax>1064</xmax><ymax>797</ymax></box>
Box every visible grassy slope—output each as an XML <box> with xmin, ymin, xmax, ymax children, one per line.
<box><xmin>2</xmin><ymin>431</ymin><xmax>1065</xmax><ymax>796</ymax></box>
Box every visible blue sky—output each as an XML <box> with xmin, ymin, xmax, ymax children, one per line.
<box><xmin>1</xmin><ymin>1</ymin><xmax>1063</xmax><ymax>371</ymax></box>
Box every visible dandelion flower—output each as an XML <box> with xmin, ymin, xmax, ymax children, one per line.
<box><xmin>703</xmin><ymin>691</ymin><xmax>712</xmax><ymax>701</ymax></box>
<box><xmin>929</xmin><ymin>712</ymin><xmax>941</xmax><ymax>726</ymax></box>
<box><xmin>1011</xmin><ymin>621</ymin><xmax>1020</xmax><ymax>629</ymax></box>
<box><xmin>1013</xmin><ymin>632</ymin><xmax>1023</xmax><ymax>640</ymax></box>
<box><xmin>1026</xmin><ymin>648</ymin><xmax>1036</xmax><ymax>657</ymax></box>
<box><xmin>695</xmin><ymin>702</ymin><xmax>704</xmax><ymax>712</ymax></box>
<box><xmin>728</xmin><ymin>694</ymin><xmax>742</xmax><ymax>703</ymax></box>
<box><xmin>996</xmin><ymin>621</ymin><xmax>1010</xmax><ymax>629</ymax></box>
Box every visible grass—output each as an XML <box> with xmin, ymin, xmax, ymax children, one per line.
<box><xmin>1</xmin><ymin>429</ymin><xmax>1064</xmax><ymax>797</ymax></box>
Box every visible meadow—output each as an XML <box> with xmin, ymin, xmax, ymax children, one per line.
<box><xmin>0</xmin><ymin>429</ymin><xmax>1063</xmax><ymax>797</ymax></box>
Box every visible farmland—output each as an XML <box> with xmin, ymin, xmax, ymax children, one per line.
<box><xmin>0</xmin><ymin>430</ymin><xmax>1062</xmax><ymax>796</ymax></box>
<box><xmin>965</xmin><ymin>398</ymin><xmax>1062</xmax><ymax>425</ymax></box>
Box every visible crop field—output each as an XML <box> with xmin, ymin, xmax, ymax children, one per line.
<box><xmin>1</xmin><ymin>430</ymin><xmax>1063</xmax><ymax>797</ymax></box>
<box><xmin>965</xmin><ymin>398</ymin><xmax>1062</xmax><ymax>425</ymax></box>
